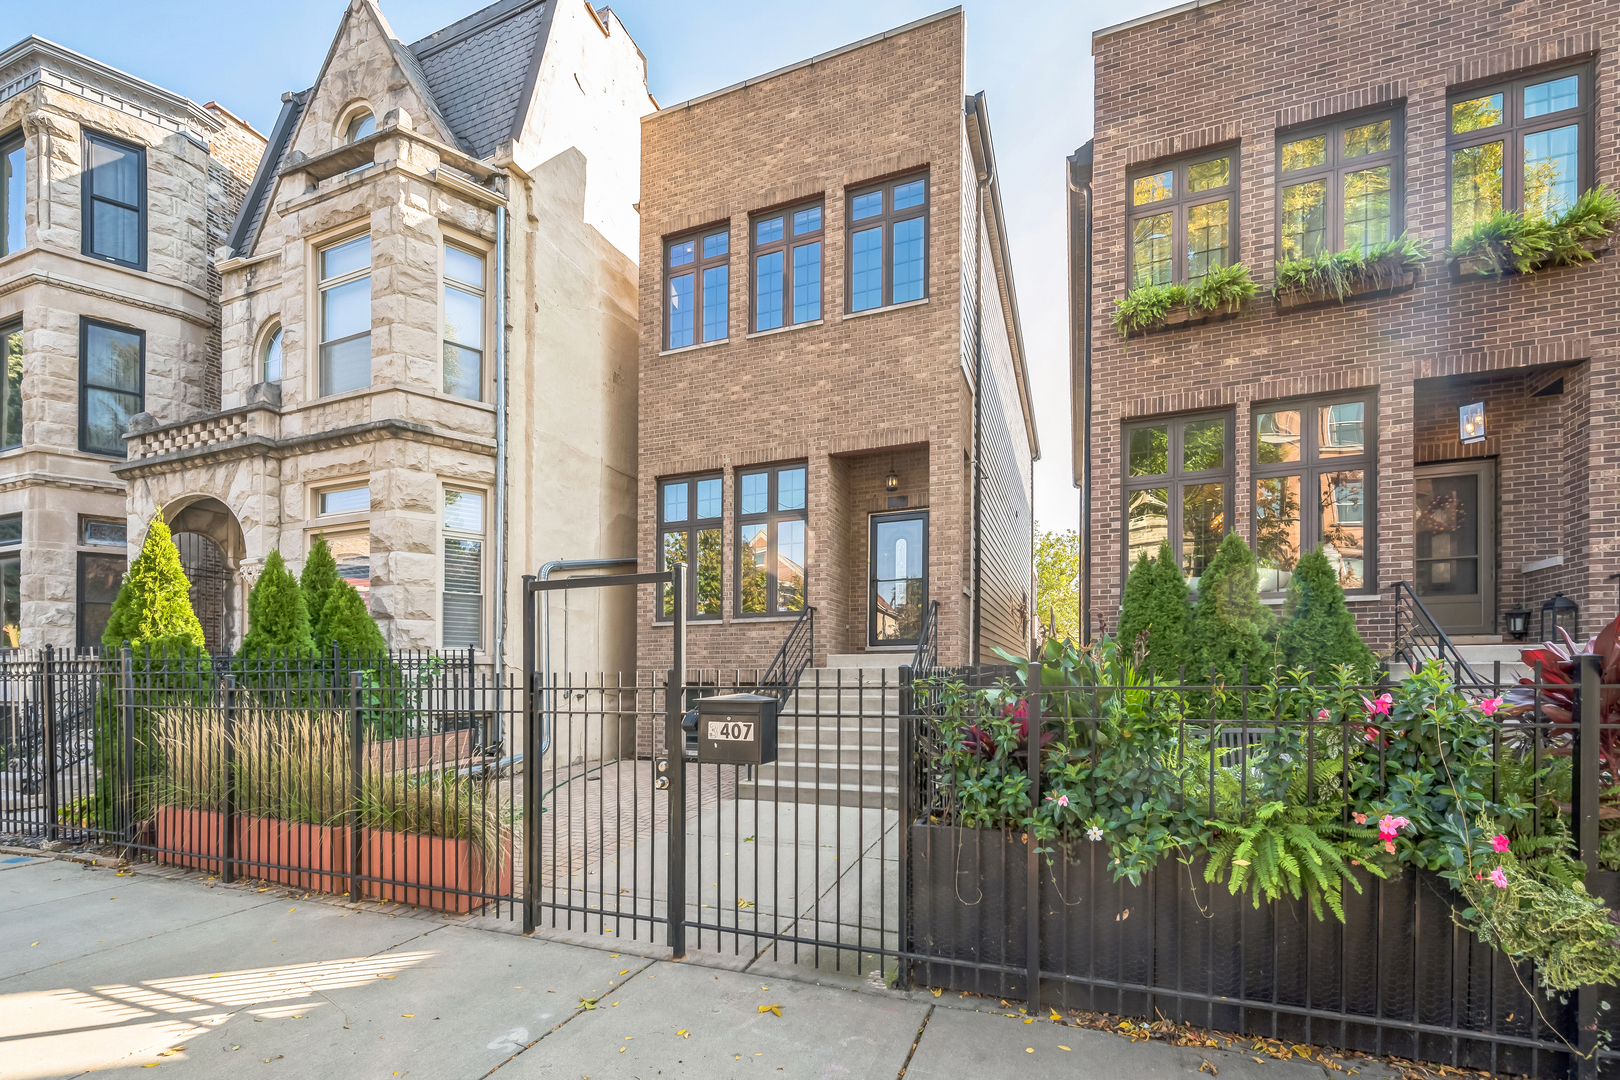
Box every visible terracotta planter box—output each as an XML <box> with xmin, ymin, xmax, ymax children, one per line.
<box><xmin>153</xmin><ymin>806</ymin><xmax>227</xmax><ymax>874</ymax></box>
<box><xmin>361</xmin><ymin>828</ymin><xmax>514</xmax><ymax>913</ymax></box>
<box><xmin>1277</xmin><ymin>268</ymin><xmax>1417</xmax><ymax>309</ymax></box>
<box><xmin>368</xmin><ymin>728</ymin><xmax>476</xmax><ymax>775</ymax></box>
<box><xmin>237</xmin><ymin>815</ymin><xmax>348</xmax><ymax>894</ymax></box>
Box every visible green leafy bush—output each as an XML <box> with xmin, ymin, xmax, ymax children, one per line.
<box><xmin>1204</xmin><ymin>800</ymin><xmax>1383</xmax><ymax>922</ymax></box>
<box><xmin>300</xmin><ymin>535</ymin><xmax>342</xmax><ymax>652</ymax></box>
<box><xmin>101</xmin><ymin>509</ymin><xmax>206</xmax><ymax>655</ymax></box>
<box><xmin>1189</xmin><ymin>262</ymin><xmax>1257</xmax><ymax>311</ymax></box>
<box><xmin>1115</xmin><ymin>539</ymin><xmax>1190</xmax><ymax>685</ymax></box>
<box><xmin>238</xmin><ymin>549</ymin><xmax>315</xmax><ymax>659</ymax></box>
<box><xmin>1273</xmin><ymin>546</ymin><xmax>1376</xmax><ymax>678</ymax></box>
<box><xmin>1111</xmin><ymin>283</ymin><xmax>1189</xmax><ymax>337</ymax></box>
<box><xmin>1187</xmin><ymin>532</ymin><xmax>1272</xmax><ymax>696</ymax></box>
<box><xmin>1273</xmin><ymin>233</ymin><xmax>1429</xmax><ymax>301</ymax></box>
<box><xmin>1449</xmin><ymin>186</ymin><xmax>1619</xmax><ymax>276</ymax></box>
<box><xmin>318</xmin><ymin>580</ymin><xmax>387</xmax><ymax>659</ymax></box>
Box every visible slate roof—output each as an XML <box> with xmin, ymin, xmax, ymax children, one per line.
<box><xmin>410</xmin><ymin>0</ymin><xmax>550</xmax><ymax>160</ymax></box>
<box><xmin>226</xmin><ymin>89</ymin><xmax>306</xmax><ymax>258</ymax></box>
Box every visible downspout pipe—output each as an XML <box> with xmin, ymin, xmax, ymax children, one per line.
<box><xmin>1068</xmin><ymin>142</ymin><xmax>1095</xmax><ymax>642</ymax></box>
<box><xmin>535</xmin><ymin>557</ymin><xmax>636</xmax><ymax>754</ymax></box>
<box><xmin>492</xmin><ymin>204</ymin><xmax>509</xmax><ymax>674</ymax></box>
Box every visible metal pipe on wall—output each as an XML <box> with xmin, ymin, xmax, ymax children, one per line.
<box><xmin>492</xmin><ymin>203</ymin><xmax>509</xmax><ymax>675</ymax></box>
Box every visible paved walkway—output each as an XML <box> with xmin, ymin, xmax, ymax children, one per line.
<box><xmin>0</xmin><ymin>853</ymin><xmax>1402</xmax><ymax>1080</ymax></box>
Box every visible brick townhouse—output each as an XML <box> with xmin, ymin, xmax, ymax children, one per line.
<box><xmin>0</xmin><ymin>36</ymin><xmax>263</xmax><ymax>649</ymax></box>
<box><xmin>1070</xmin><ymin>0</ymin><xmax>1619</xmax><ymax>665</ymax></box>
<box><xmin>636</xmin><ymin>8</ymin><xmax>1038</xmax><ymax>677</ymax></box>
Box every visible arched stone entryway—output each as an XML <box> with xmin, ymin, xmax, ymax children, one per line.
<box><xmin>164</xmin><ymin>497</ymin><xmax>247</xmax><ymax>654</ymax></box>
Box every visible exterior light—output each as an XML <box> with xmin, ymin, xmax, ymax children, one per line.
<box><xmin>1540</xmin><ymin>592</ymin><xmax>1578</xmax><ymax>644</ymax></box>
<box><xmin>1459</xmin><ymin>402</ymin><xmax>1486</xmax><ymax>444</ymax></box>
<box><xmin>1503</xmin><ymin>606</ymin><xmax>1531</xmax><ymax>641</ymax></box>
<box><xmin>885</xmin><ymin>468</ymin><xmax>899</xmax><ymax>492</ymax></box>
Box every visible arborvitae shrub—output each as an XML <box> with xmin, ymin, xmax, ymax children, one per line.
<box><xmin>1117</xmin><ymin>540</ymin><xmax>1192</xmax><ymax>683</ymax></box>
<box><xmin>1275</xmin><ymin>545</ymin><xmax>1376</xmax><ymax>678</ymax></box>
<box><xmin>318</xmin><ymin>580</ymin><xmax>387</xmax><ymax>658</ymax></box>
<box><xmin>101</xmin><ymin>509</ymin><xmax>205</xmax><ymax>655</ymax></box>
<box><xmin>238</xmin><ymin>549</ymin><xmax>314</xmax><ymax>658</ymax></box>
<box><xmin>1188</xmin><ymin>532</ymin><xmax>1273</xmax><ymax>697</ymax></box>
<box><xmin>300</xmin><ymin>535</ymin><xmax>341</xmax><ymax>652</ymax></box>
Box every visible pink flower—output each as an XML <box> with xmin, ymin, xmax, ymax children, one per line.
<box><xmin>1352</xmin><ymin>812</ymin><xmax>1367</xmax><ymax>825</ymax></box>
<box><xmin>1489</xmin><ymin>867</ymin><xmax>1509</xmax><ymax>889</ymax></box>
<box><xmin>1316</xmin><ymin>708</ymin><xmax>1331</xmax><ymax>721</ymax></box>
<box><xmin>1384</xmin><ymin>840</ymin><xmax>1396</xmax><ymax>854</ymax></box>
<box><xmin>1491</xmin><ymin>834</ymin><xmax>1510</xmax><ymax>853</ymax></box>
<box><xmin>1479</xmin><ymin>696</ymin><xmax>1504</xmax><ymax>716</ymax></box>
<box><xmin>1045</xmin><ymin>792</ymin><xmax>1069</xmax><ymax>808</ymax></box>
<box><xmin>1005</xmin><ymin>699</ymin><xmax>1029</xmax><ymax>719</ymax></box>
<box><xmin>1377</xmin><ymin>815</ymin><xmax>1411</xmax><ymax>841</ymax></box>
<box><xmin>1362</xmin><ymin>693</ymin><xmax>1393</xmax><ymax>717</ymax></box>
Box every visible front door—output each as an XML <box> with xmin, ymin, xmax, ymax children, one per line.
<box><xmin>869</xmin><ymin>511</ymin><xmax>928</xmax><ymax>647</ymax></box>
<box><xmin>1414</xmin><ymin>461</ymin><xmax>1496</xmax><ymax>636</ymax></box>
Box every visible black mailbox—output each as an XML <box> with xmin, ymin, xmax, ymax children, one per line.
<box><xmin>693</xmin><ymin>694</ymin><xmax>778</xmax><ymax>765</ymax></box>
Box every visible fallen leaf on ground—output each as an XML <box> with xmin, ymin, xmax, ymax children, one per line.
<box><xmin>1058</xmin><ymin>1046</ymin><xmax>1071</xmax><ymax>1051</ymax></box>
<box><xmin>931</xmin><ymin>988</ymin><xmax>942</xmax><ymax>997</ymax></box>
<box><xmin>677</xmin><ymin>1029</ymin><xmax>689</xmax><ymax>1038</ymax></box>
<box><xmin>1199</xmin><ymin>1061</ymin><xmax>1218</xmax><ymax>1075</ymax></box>
<box><xmin>737</xmin><ymin>899</ymin><xmax>754</xmax><ymax>909</ymax></box>
<box><xmin>758</xmin><ymin>1004</ymin><xmax>782</xmax><ymax>1017</ymax></box>
<box><xmin>402</xmin><ymin>1014</ymin><xmax>415</xmax><ymax>1018</ymax></box>
<box><xmin>578</xmin><ymin>998</ymin><xmax>598</xmax><ymax>1010</ymax></box>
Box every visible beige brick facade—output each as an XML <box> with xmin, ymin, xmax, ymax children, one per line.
<box><xmin>636</xmin><ymin>10</ymin><xmax>1037</xmax><ymax>679</ymax></box>
<box><xmin>1075</xmin><ymin>0</ymin><xmax>1620</xmax><ymax>650</ymax></box>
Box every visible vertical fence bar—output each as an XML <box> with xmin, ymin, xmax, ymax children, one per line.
<box><xmin>666</xmin><ymin>565</ymin><xmax>687</xmax><ymax>958</ymax></box>
<box><xmin>223</xmin><ymin>675</ymin><xmax>237</xmax><ymax>884</ymax></box>
<box><xmin>522</xmin><ymin>576</ymin><xmax>538</xmax><ymax>934</ymax></box>
<box><xmin>1026</xmin><ymin>663</ymin><xmax>1042</xmax><ymax>1013</ymax></box>
<box><xmin>41</xmin><ymin>645</ymin><xmax>57</xmax><ymax>845</ymax></box>
<box><xmin>348</xmin><ymin>670</ymin><xmax>363</xmax><ymax>904</ymax></box>
<box><xmin>1575</xmin><ymin>652</ymin><xmax>1602</xmax><ymax>1080</ymax></box>
<box><xmin>119</xmin><ymin>647</ymin><xmax>135</xmax><ymax>856</ymax></box>
<box><xmin>898</xmin><ymin>664</ymin><xmax>913</xmax><ymax>992</ymax></box>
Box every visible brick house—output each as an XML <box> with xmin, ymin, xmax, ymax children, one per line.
<box><xmin>0</xmin><ymin>36</ymin><xmax>263</xmax><ymax>649</ymax></box>
<box><xmin>636</xmin><ymin>8</ymin><xmax>1038</xmax><ymax>677</ymax></box>
<box><xmin>1070</xmin><ymin>0</ymin><xmax>1619</xmax><ymax>665</ymax></box>
<box><xmin>111</xmin><ymin>0</ymin><xmax>652</xmax><ymax>676</ymax></box>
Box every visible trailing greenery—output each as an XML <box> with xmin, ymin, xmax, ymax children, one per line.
<box><xmin>1448</xmin><ymin>185</ymin><xmax>1620</xmax><ymax>276</ymax></box>
<box><xmin>1273</xmin><ymin>233</ymin><xmax>1429</xmax><ymax>301</ymax></box>
<box><xmin>1273</xmin><ymin>546</ymin><xmax>1376</xmax><ymax>679</ymax></box>
<box><xmin>1115</xmin><ymin>540</ymin><xmax>1190</xmax><ymax>685</ymax></box>
<box><xmin>1189</xmin><ymin>262</ymin><xmax>1257</xmax><ymax>311</ymax></box>
<box><xmin>1112</xmin><ymin>264</ymin><xmax>1259</xmax><ymax>338</ymax></box>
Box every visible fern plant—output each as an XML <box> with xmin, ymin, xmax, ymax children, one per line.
<box><xmin>1204</xmin><ymin>800</ymin><xmax>1384</xmax><ymax>922</ymax></box>
<box><xmin>1448</xmin><ymin>210</ymin><xmax>1557</xmax><ymax>275</ymax></box>
<box><xmin>1111</xmin><ymin>283</ymin><xmax>1189</xmax><ymax>338</ymax></box>
<box><xmin>1273</xmin><ymin>234</ymin><xmax>1429</xmax><ymax>300</ymax></box>
<box><xmin>1189</xmin><ymin>262</ymin><xmax>1257</xmax><ymax>311</ymax></box>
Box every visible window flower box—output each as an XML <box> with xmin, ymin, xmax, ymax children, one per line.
<box><xmin>1275</xmin><ymin>268</ymin><xmax>1417</xmax><ymax>310</ymax></box>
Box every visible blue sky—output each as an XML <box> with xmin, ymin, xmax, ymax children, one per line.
<box><xmin>6</xmin><ymin>0</ymin><xmax>1170</xmax><ymax>533</ymax></box>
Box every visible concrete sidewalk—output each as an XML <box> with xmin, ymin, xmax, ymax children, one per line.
<box><xmin>0</xmin><ymin>854</ymin><xmax>1383</xmax><ymax>1080</ymax></box>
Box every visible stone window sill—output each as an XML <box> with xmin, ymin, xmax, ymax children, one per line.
<box><xmin>745</xmin><ymin>320</ymin><xmax>824</xmax><ymax>340</ymax></box>
<box><xmin>659</xmin><ymin>338</ymin><xmax>729</xmax><ymax>358</ymax></box>
<box><xmin>840</xmin><ymin>296</ymin><xmax>929</xmax><ymax>321</ymax></box>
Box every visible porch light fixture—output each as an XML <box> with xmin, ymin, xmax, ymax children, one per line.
<box><xmin>1503</xmin><ymin>606</ymin><xmax>1531</xmax><ymax>641</ymax></box>
<box><xmin>1540</xmin><ymin>592</ymin><xmax>1578</xmax><ymax>644</ymax></box>
<box><xmin>1459</xmin><ymin>402</ymin><xmax>1486</xmax><ymax>444</ymax></box>
<box><xmin>885</xmin><ymin>466</ymin><xmax>899</xmax><ymax>492</ymax></box>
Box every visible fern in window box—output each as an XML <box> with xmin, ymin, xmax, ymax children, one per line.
<box><xmin>1273</xmin><ymin>234</ymin><xmax>1429</xmax><ymax>304</ymax></box>
<box><xmin>1189</xmin><ymin>262</ymin><xmax>1257</xmax><ymax>315</ymax></box>
<box><xmin>1112</xmin><ymin>265</ymin><xmax>1255</xmax><ymax>340</ymax></box>
<box><xmin>1449</xmin><ymin>186</ymin><xmax>1619</xmax><ymax>277</ymax></box>
<box><xmin>1111</xmin><ymin>282</ymin><xmax>1188</xmax><ymax>338</ymax></box>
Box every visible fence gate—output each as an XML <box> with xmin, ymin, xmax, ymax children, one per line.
<box><xmin>521</xmin><ymin>565</ymin><xmax>905</xmax><ymax>981</ymax></box>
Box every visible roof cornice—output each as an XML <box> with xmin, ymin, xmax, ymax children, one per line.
<box><xmin>0</xmin><ymin>35</ymin><xmax>222</xmax><ymax>141</ymax></box>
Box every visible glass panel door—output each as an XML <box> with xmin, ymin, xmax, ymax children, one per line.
<box><xmin>1414</xmin><ymin>461</ymin><xmax>1495</xmax><ymax>636</ymax></box>
<box><xmin>870</xmin><ymin>512</ymin><xmax>928</xmax><ymax>646</ymax></box>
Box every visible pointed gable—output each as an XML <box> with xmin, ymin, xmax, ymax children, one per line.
<box><xmin>410</xmin><ymin>0</ymin><xmax>551</xmax><ymax>160</ymax></box>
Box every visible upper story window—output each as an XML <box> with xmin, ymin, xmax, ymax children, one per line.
<box><xmin>81</xmin><ymin>517</ymin><xmax>126</xmax><ymax>547</ymax></box>
<box><xmin>261</xmin><ymin>324</ymin><xmax>282</xmax><ymax>384</ymax></box>
<box><xmin>79</xmin><ymin>317</ymin><xmax>142</xmax><ymax>458</ymax></box>
<box><xmin>737</xmin><ymin>463</ymin><xmax>807</xmax><ymax>616</ymax></box>
<box><xmin>752</xmin><ymin>204</ymin><xmax>823</xmax><ymax>331</ymax></box>
<box><xmin>1449</xmin><ymin>67</ymin><xmax>1590</xmax><ymax>237</ymax></box>
<box><xmin>1278</xmin><ymin>113</ymin><xmax>1402</xmax><ymax>260</ymax></box>
<box><xmin>1252</xmin><ymin>393</ymin><xmax>1374</xmax><ymax>596</ymax></box>
<box><xmin>319</xmin><ymin>234</ymin><xmax>370</xmax><ymax>396</ymax></box>
<box><xmin>1123</xmin><ymin>413</ymin><xmax>1231</xmax><ymax>589</ymax></box>
<box><xmin>82</xmin><ymin>131</ymin><xmax>144</xmax><ymax>270</ymax></box>
<box><xmin>1128</xmin><ymin>150</ymin><xmax>1235</xmax><ymax>289</ymax></box>
<box><xmin>847</xmin><ymin>174</ymin><xmax>928</xmax><ymax>312</ymax></box>
<box><xmin>443</xmin><ymin>244</ymin><xmax>484</xmax><ymax>400</ymax></box>
<box><xmin>664</xmin><ymin>227</ymin><xmax>729</xmax><ymax>350</ymax></box>
<box><xmin>346</xmin><ymin>112</ymin><xmax>376</xmax><ymax>143</ymax></box>
<box><xmin>0</xmin><ymin>319</ymin><xmax>19</xmax><ymax>451</ymax></box>
<box><xmin>442</xmin><ymin>488</ymin><xmax>484</xmax><ymax>651</ymax></box>
<box><xmin>2</xmin><ymin>130</ymin><xmax>22</xmax><ymax>257</ymax></box>
<box><xmin>658</xmin><ymin>473</ymin><xmax>722</xmax><ymax>620</ymax></box>
<box><xmin>319</xmin><ymin>483</ymin><xmax>370</xmax><ymax>516</ymax></box>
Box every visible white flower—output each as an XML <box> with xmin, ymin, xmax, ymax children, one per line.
<box><xmin>1086</xmin><ymin>826</ymin><xmax>1104</xmax><ymax>842</ymax></box>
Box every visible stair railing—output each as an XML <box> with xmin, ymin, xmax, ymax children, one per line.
<box><xmin>909</xmin><ymin>600</ymin><xmax>940</xmax><ymax>678</ymax></box>
<box><xmin>1391</xmin><ymin>581</ymin><xmax>1486</xmax><ymax>688</ymax></box>
<box><xmin>759</xmin><ymin>605</ymin><xmax>815</xmax><ymax>707</ymax></box>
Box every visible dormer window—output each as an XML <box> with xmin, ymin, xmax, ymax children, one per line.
<box><xmin>345</xmin><ymin>112</ymin><xmax>376</xmax><ymax>143</ymax></box>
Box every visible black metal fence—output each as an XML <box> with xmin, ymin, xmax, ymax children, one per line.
<box><xmin>900</xmin><ymin>659</ymin><xmax>1620</xmax><ymax>1079</ymax></box>
<box><xmin>0</xmin><ymin>646</ymin><xmax>520</xmax><ymax>916</ymax></box>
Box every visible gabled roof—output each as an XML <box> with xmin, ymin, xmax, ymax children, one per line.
<box><xmin>226</xmin><ymin>89</ymin><xmax>306</xmax><ymax>258</ymax></box>
<box><xmin>410</xmin><ymin>0</ymin><xmax>552</xmax><ymax>160</ymax></box>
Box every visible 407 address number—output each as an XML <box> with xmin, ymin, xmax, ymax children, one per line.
<box><xmin>707</xmin><ymin>720</ymin><xmax>755</xmax><ymax>742</ymax></box>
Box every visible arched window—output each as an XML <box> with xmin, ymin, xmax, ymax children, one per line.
<box><xmin>261</xmin><ymin>324</ymin><xmax>282</xmax><ymax>383</ymax></box>
<box><xmin>345</xmin><ymin>112</ymin><xmax>376</xmax><ymax>143</ymax></box>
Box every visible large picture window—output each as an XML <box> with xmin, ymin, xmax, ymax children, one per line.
<box><xmin>442</xmin><ymin>488</ymin><xmax>484</xmax><ymax>650</ymax></box>
<box><xmin>79</xmin><ymin>549</ymin><xmax>124</xmax><ymax>650</ymax></box>
<box><xmin>1123</xmin><ymin>413</ymin><xmax>1232</xmax><ymax>589</ymax></box>
<box><xmin>0</xmin><ymin>319</ymin><xmax>20</xmax><ymax>450</ymax></box>
<box><xmin>846</xmin><ymin>173</ymin><xmax>928</xmax><ymax>313</ymax></box>
<box><xmin>658</xmin><ymin>473</ymin><xmax>722</xmax><ymax>620</ymax></box>
<box><xmin>79</xmin><ymin>318</ymin><xmax>143</xmax><ymax>457</ymax></box>
<box><xmin>443</xmin><ymin>244</ymin><xmax>484</xmax><ymax>400</ymax></box>
<box><xmin>752</xmin><ymin>204</ymin><xmax>823</xmax><ymax>331</ymax></box>
<box><xmin>1127</xmin><ymin>150</ymin><xmax>1236</xmax><ymax>288</ymax></box>
<box><xmin>1277</xmin><ymin>113</ymin><xmax>1402</xmax><ymax>260</ymax></box>
<box><xmin>82</xmin><ymin>130</ymin><xmax>144</xmax><ymax>270</ymax></box>
<box><xmin>319</xmin><ymin>234</ymin><xmax>371</xmax><ymax>396</ymax></box>
<box><xmin>736</xmin><ymin>463</ymin><xmax>807</xmax><ymax>617</ymax></box>
<box><xmin>664</xmin><ymin>227</ymin><xmax>729</xmax><ymax>350</ymax></box>
<box><xmin>1448</xmin><ymin>67</ymin><xmax>1590</xmax><ymax>239</ymax></box>
<box><xmin>1252</xmin><ymin>394</ymin><xmax>1375</xmax><ymax>595</ymax></box>
<box><xmin>2</xmin><ymin>129</ymin><xmax>22</xmax><ymax>257</ymax></box>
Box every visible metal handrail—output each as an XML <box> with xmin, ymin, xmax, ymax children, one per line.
<box><xmin>758</xmin><ymin>605</ymin><xmax>815</xmax><ymax>705</ymax></box>
<box><xmin>1391</xmin><ymin>581</ymin><xmax>1486</xmax><ymax>687</ymax></box>
<box><xmin>909</xmin><ymin>600</ymin><xmax>940</xmax><ymax>676</ymax></box>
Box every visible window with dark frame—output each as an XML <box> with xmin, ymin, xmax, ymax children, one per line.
<box><xmin>0</xmin><ymin>319</ymin><xmax>21</xmax><ymax>450</ymax></box>
<box><xmin>0</xmin><ymin>513</ymin><xmax>17</xmax><ymax>648</ymax></box>
<box><xmin>1448</xmin><ymin>67</ymin><xmax>1591</xmax><ymax>239</ymax></box>
<box><xmin>1252</xmin><ymin>394</ymin><xmax>1375</xmax><ymax>596</ymax></box>
<box><xmin>81</xmin><ymin>130</ymin><xmax>144</xmax><ymax>270</ymax></box>
<box><xmin>658</xmin><ymin>473</ymin><xmax>722</xmax><ymax>620</ymax></box>
<box><xmin>846</xmin><ymin>173</ymin><xmax>928</xmax><ymax>313</ymax></box>
<box><xmin>79</xmin><ymin>317</ymin><xmax>143</xmax><ymax>458</ymax></box>
<box><xmin>1123</xmin><ymin>413</ymin><xmax>1232</xmax><ymax>589</ymax></box>
<box><xmin>78</xmin><ymin>550</ymin><xmax>123</xmax><ymax>650</ymax></box>
<box><xmin>664</xmin><ymin>227</ymin><xmax>729</xmax><ymax>350</ymax></box>
<box><xmin>1277</xmin><ymin>112</ymin><xmax>1403</xmax><ymax>261</ymax></box>
<box><xmin>2</xmin><ymin>129</ymin><xmax>23</xmax><ymax>258</ymax></box>
<box><xmin>751</xmin><ymin>204</ymin><xmax>823</xmax><ymax>331</ymax></box>
<box><xmin>1127</xmin><ymin>150</ymin><xmax>1236</xmax><ymax>289</ymax></box>
<box><xmin>736</xmin><ymin>463</ymin><xmax>807</xmax><ymax>617</ymax></box>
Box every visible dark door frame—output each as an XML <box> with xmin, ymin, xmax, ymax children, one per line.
<box><xmin>1414</xmin><ymin>459</ymin><xmax>1497</xmax><ymax>637</ymax></box>
<box><xmin>868</xmin><ymin>509</ymin><xmax>930</xmax><ymax>648</ymax></box>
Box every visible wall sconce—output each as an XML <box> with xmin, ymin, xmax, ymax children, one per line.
<box><xmin>1459</xmin><ymin>402</ymin><xmax>1486</xmax><ymax>444</ymax></box>
<box><xmin>885</xmin><ymin>467</ymin><xmax>899</xmax><ymax>492</ymax></box>
<box><xmin>1541</xmin><ymin>592</ymin><xmax>1579</xmax><ymax>644</ymax></box>
<box><xmin>1503</xmin><ymin>606</ymin><xmax>1531</xmax><ymax>641</ymax></box>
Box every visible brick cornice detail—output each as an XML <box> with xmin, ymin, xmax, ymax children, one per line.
<box><xmin>1449</xmin><ymin>34</ymin><xmax>1601</xmax><ymax>87</ymax></box>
